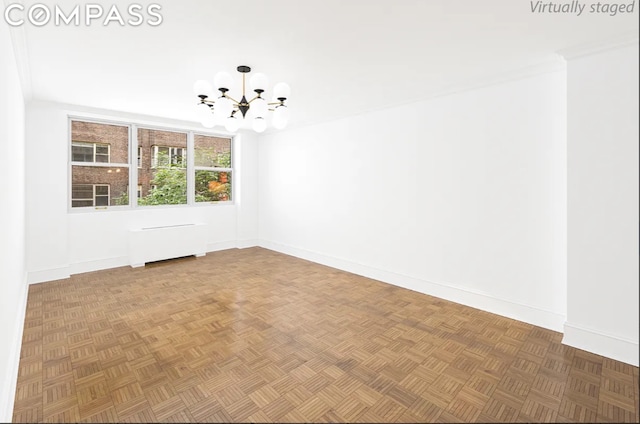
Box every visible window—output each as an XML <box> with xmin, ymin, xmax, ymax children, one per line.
<box><xmin>138</xmin><ymin>128</ymin><xmax>188</xmax><ymax>206</ymax></box>
<box><xmin>72</xmin><ymin>142</ymin><xmax>110</xmax><ymax>163</ymax></box>
<box><xmin>152</xmin><ymin>146</ymin><xmax>185</xmax><ymax>168</ymax></box>
<box><xmin>72</xmin><ymin>184</ymin><xmax>110</xmax><ymax>207</ymax></box>
<box><xmin>71</xmin><ymin>120</ymin><xmax>130</xmax><ymax>208</ymax></box>
<box><xmin>70</xmin><ymin>119</ymin><xmax>233</xmax><ymax>210</ymax></box>
<box><xmin>194</xmin><ymin>135</ymin><xmax>232</xmax><ymax>202</ymax></box>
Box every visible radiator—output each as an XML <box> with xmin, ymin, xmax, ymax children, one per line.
<box><xmin>128</xmin><ymin>223</ymin><xmax>207</xmax><ymax>267</ymax></box>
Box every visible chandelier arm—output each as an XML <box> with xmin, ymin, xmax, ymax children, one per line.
<box><xmin>224</xmin><ymin>95</ymin><xmax>241</xmax><ymax>105</ymax></box>
<box><xmin>248</xmin><ymin>95</ymin><xmax>263</xmax><ymax>104</ymax></box>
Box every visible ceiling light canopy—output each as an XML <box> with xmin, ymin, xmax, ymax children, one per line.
<box><xmin>193</xmin><ymin>66</ymin><xmax>290</xmax><ymax>133</ymax></box>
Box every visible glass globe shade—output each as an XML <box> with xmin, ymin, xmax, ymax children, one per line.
<box><xmin>252</xmin><ymin>117</ymin><xmax>267</xmax><ymax>133</ymax></box>
<box><xmin>273</xmin><ymin>105</ymin><xmax>290</xmax><ymax>129</ymax></box>
<box><xmin>214</xmin><ymin>96</ymin><xmax>233</xmax><ymax>119</ymax></box>
<box><xmin>251</xmin><ymin>97</ymin><xmax>268</xmax><ymax>118</ymax></box>
<box><xmin>214</xmin><ymin>71</ymin><xmax>233</xmax><ymax>91</ymax></box>
<box><xmin>195</xmin><ymin>102</ymin><xmax>211</xmax><ymax>119</ymax></box>
<box><xmin>225</xmin><ymin>116</ymin><xmax>240</xmax><ymax>132</ymax></box>
<box><xmin>201</xmin><ymin>114</ymin><xmax>215</xmax><ymax>128</ymax></box>
<box><xmin>250</xmin><ymin>73</ymin><xmax>269</xmax><ymax>93</ymax></box>
<box><xmin>273</xmin><ymin>82</ymin><xmax>291</xmax><ymax>99</ymax></box>
<box><xmin>193</xmin><ymin>80</ymin><xmax>213</xmax><ymax>97</ymax></box>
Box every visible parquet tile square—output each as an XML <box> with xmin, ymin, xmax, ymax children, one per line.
<box><xmin>12</xmin><ymin>247</ymin><xmax>639</xmax><ymax>423</ymax></box>
<box><xmin>261</xmin><ymin>396</ymin><xmax>296</xmax><ymax>421</ymax></box>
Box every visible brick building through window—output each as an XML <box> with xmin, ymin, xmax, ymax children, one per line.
<box><xmin>70</xmin><ymin>120</ymin><xmax>232</xmax><ymax>208</ymax></box>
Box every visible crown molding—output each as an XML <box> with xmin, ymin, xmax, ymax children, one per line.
<box><xmin>429</xmin><ymin>55</ymin><xmax>567</xmax><ymax>99</ymax></box>
<box><xmin>2</xmin><ymin>0</ymin><xmax>33</xmax><ymax>101</ymax></box>
<box><xmin>558</xmin><ymin>32</ymin><xmax>639</xmax><ymax>60</ymax></box>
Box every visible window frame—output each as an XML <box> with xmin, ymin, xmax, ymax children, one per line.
<box><xmin>69</xmin><ymin>118</ymin><xmax>131</xmax><ymax>211</ymax></box>
<box><xmin>193</xmin><ymin>133</ymin><xmax>234</xmax><ymax>204</ymax></box>
<box><xmin>151</xmin><ymin>145</ymin><xmax>187</xmax><ymax>169</ymax></box>
<box><xmin>71</xmin><ymin>141</ymin><xmax>111</xmax><ymax>163</ymax></box>
<box><xmin>71</xmin><ymin>183</ymin><xmax>110</xmax><ymax>208</ymax></box>
<box><xmin>68</xmin><ymin>116</ymin><xmax>235</xmax><ymax>213</ymax></box>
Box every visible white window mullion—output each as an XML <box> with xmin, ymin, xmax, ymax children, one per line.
<box><xmin>131</xmin><ymin>124</ymin><xmax>138</xmax><ymax>208</ymax></box>
<box><xmin>187</xmin><ymin>131</ymin><xmax>195</xmax><ymax>205</ymax></box>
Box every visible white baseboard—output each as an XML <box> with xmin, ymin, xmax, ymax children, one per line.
<box><xmin>206</xmin><ymin>240</ymin><xmax>240</xmax><ymax>253</ymax></box>
<box><xmin>237</xmin><ymin>239</ymin><xmax>259</xmax><ymax>249</ymax></box>
<box><xmin>70</xmin><ymin>256</ymin><xmax>129</xmax><ymax>276</ymax></box>
<box><xmin>26</xmin><ymin>239</ymin><xmax>255</xmax><ymax>284</ymax></box>
<box><xmin>0</xmin><ymin>273</ymin><xmax>29</xmax><ymax>422</ymax></box>
<box><xmin>259</xmin><ymin>240</ymin><xmax>566</xmax><ymax>332</ymax></box>
<box><xmin>27</xmin><ymin>266</ymin><xmax>70</xmax><ymax>285</ymax></box>
<box><xmin>563</xmin><ymin>322</ymin><xmax>639</xmax><ymax>366</ymax></box>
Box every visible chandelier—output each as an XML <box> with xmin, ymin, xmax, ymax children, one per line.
<box><xmin>192</xmin><ymin>65</ymin><xmax>290</xmax><ymax>133</ymax></box>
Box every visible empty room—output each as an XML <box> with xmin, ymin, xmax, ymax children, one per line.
<box><xmin>1</xmin><ymin>0</ymin><xmax>638</xmax><ymax>422</ymax></box>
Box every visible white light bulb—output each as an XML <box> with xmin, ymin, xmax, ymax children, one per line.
<box><xmin>252</xmin><ymin>117</ymin><xmax>267</xmax><ymax>133</ymax></box>
<box><xmin>193</xmin><ymin>80</ymin><xmax>213</xmax><ymax>97</ymax></box>
<box><xmin>273</xmin><ymin>82</ymin><xmax>291</xmax><ymax>99</ymax></box>
<box><xmin>273</xmin><ymin>105</ymin><xmax>290</xmax><ymax>129</ymax></box>
<box><xmin>251</xmin><ymin>97</ymin><xmax>268</xmax><ymax>118</ymax></box>
<box><xmin>214</xmin><ymin>71</ymin><xmax>233</xmax><ymax>91</ymax></box>
<box><xmin>250</xmin><ymin>73</ymin><xmax>269</xmax><ymax>93</ymax></box>
<box><xmin>201</xmin><ymin>114</ymin><xmax>215</xmax><ymax>128</ymax></box>
<box><xmin>225</xmin><ymin>116</ymin><xmax>240</xmax><ymax>132</ymax></box>
<box><xmin>214</xmin><ymin>96</ymin><xmax>233</xmax><ymax>119</ymax></box>
<box><xmin>195</xmin><ymin>102</ymin><xmax>211</xmax><ymax>119</ymax></box>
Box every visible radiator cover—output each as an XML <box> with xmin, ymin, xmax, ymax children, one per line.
<box><xmin>128</xmin><ymin>223</ymin><xmax>207</xmax><ymax>267</ymax></box>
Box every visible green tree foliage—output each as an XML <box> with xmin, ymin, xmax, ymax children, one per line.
<box><xmin>138</xmin><ymin>151</ymin><xmax>231</xmax><ymax>205</ymax></box>
<box><xmin>139</xmin><ymin>152</ymin><xmax>187</xmax><ymax>205</ymax></box>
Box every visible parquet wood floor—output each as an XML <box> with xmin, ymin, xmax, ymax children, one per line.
<box><xmin>13</xmin><ymin>247</ymin><xmax>639</xmax><ymax>423</ymax></box>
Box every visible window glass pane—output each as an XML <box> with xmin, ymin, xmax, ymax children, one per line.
<box><xmin>195</xmin><ymin>170</ymin><xmax>232</xmax><ymax>202</ymax></box>
<box><xmin>95</xmin><ymin>145</ymin><xmax>109</xmax><ymax>163</ymax></box>
<box><xmin>71</xmin><ymin>121</ymin><xmax>128</xmax><ymax>163</ymax></box>
<box><xmin>72</xmin><ymin>200</ymin><xmax>94</xmax><ymax>208</ymax></box>
<box><xmin>71</xmin><ymin>166</ymin><xmax>129</xmax><ymax>207</ymax></box>
<box><xmin>72</xmin><ymin>184</ymin><xmax>93</xmax><ymax>199</ymax></box>
<box><xmin>194</xmin><ymin>135</ymin><xmax>231</xmax><ymax>168</ymax></box>
<box><xmin>95</xmin><ymin>195</ymin><xmax>109</xmax><ymax>207</ymax></box>
<box><xmin>138</xmin><ymin>128</ymin><xmax>188</xmax><ymax>205</ymax></box>
<box><xmin>72</xmin><ymin>144</ymin><xmax>94</xmax><ymax>162</ymax></box>
<box><xmin>138</xmin><ymin>169</ymin><xmax>187</xmax><ymax>205</ymax></box>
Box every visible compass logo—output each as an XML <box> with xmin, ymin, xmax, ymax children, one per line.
<box><xmin>4</xmin><ymin>3</ymin><xmax>163</xmax><ymax>27</ymax></box>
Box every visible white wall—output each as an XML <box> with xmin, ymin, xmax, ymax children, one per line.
<box><xmin>25</xmin><ymin>101</ymin><xmax>259</xmax><ymax>283</ymax></box>
<box><xmin>564</xmin><ymin>43</ymin><xmax>639</xmax><ymax>366</ymax></box>
<box><xmin>259</xmin><ymin>69</ymin><xmax>568</xmax><ymax>332</ymax></box>
<box><xmin>0</xmin><ymin>19</ymin><xmax>27</xmax><ymax>423</ymax></box>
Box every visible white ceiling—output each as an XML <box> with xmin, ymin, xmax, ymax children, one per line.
<box><xmin>15</xmin><ymin>0</ymin><xmax>639</xmax><ymax>130</ymax></box>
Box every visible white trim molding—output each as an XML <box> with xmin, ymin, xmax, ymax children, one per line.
<box><xmin>259</xmin><ymin>240</ymin><xmax>567</xmax><ymax>333</ymax></box>
<box><xmin>237</xmin><ymin>239</ymin><xmax>259</xmax><ymax>249</ymax></box>
<box><xmin>0</xmin><ymin>273</ymin><xmax>29</xmax><ymax>422</ymax></box>
<box><xmin>563</xmin><ymin>322</ymin><xmax>639</xmax><ymax>367</ymax></box>
<box><xmin>27</xmin><ymin>266</ymin><xmax>70</xmax><ymax>285</ymax></box>
<box><xmin>205</xmin><ymin>240</ymin><xmax>239</xmax><ymax>253</ymax></box>
<box><xmin>558</xmin><ymin>32</ymin><xmax>639</xmax><ymax>60</ymax></box>
<box><xmin>70</xmin><ymin>257</ymin><xmax>129</xmax><ymax>276</ymax></box>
